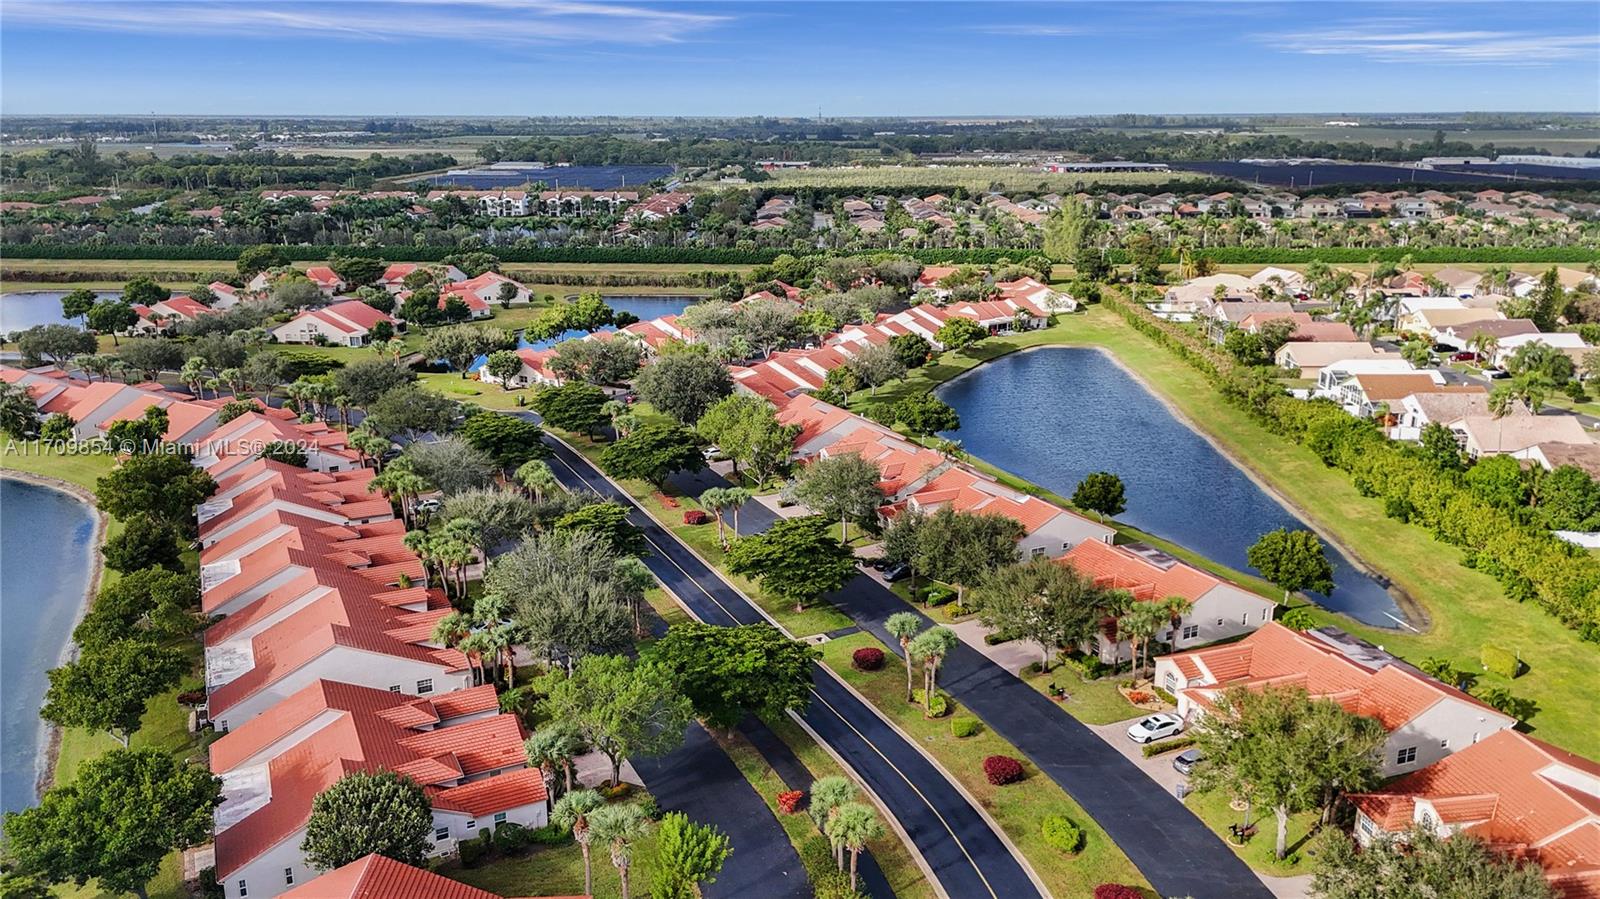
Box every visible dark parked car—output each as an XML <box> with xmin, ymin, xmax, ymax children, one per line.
<box><xmin>1432</xmin><ymin>343</ymin><xmax>1454</xmax><ymax>353</ymax></box>
<box><xmin>869</xmin><ymin>557</ymin><xmax>891</xmax><ymax>571</ymax></box>
<box><xmin>881</xmin><ymin>561</ymin><xmax>911</xmax><ymax>583</ymax></box>
<box><xmin>1173</xmin><ymin>748</ymin><xmax>1204</xmax><ymax>775</ymax></box>
<box><xmin>1487</xmin><ymin>368</ymin><xmax>1512</xmax><ymax>379</ymax></box>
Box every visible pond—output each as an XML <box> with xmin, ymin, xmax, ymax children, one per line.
<box><xmin>465</xmin><ymin>294</ymin><xmax>701</xmax><ymax>371</ymax></box>
<box><xmin>936</xmin><ymin>347</ymin><xmax>1407</xmax><ymax>627</ymax></box>
<box><xmin>1</xmin><ymin>290</ymin><xmax>119</xmax><ymax>333</ymax></box>
<box><xmin>0</xmin><ymin>477</ymin><xmax>98</xmax><ymax>813</ymax></box>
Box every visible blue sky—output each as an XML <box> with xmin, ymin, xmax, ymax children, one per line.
<box><xmin>2</xmin><ymin>1</ymin><xmax>1597</xmax><ymax>115</ymax></box>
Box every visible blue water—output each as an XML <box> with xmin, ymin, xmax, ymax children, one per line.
<box><xmin>464</xmin><ymin>295</ymin><xmax>700</xmax><ymax>371</ymax></box>
<box><xmin>428</xmin><ymin>164</ymin><xmax>674</xmax><ymax>190</ymax></box>
<box><xmin>0</xmin><ymin>477</ymin><xmax>97</xmax><ymax>813</ymax></box>
<box><xmin>1</xmin><ymin>291</ymin><xmax>121</xmax><ymax>332</ymax></box>
<box><xmin>937</xmin><ymin>348</ymin><xmax>1406</xmax><ymax>627</ymax></box>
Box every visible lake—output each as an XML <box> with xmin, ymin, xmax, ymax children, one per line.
<box><xmin>1</xmin><ymin>291</ymin><xmax>119</xmax><ymax>333</ymax></box>
<box><xmin>465</xmin><ymin>294</ymin><xmax>701</xmax><ymax>371</ymax></box>
<box><xmin>0</xmin><ymin>477</ymin><xmax>97</xmax><ymax>814</ymax></box>
<box><xmin>936</xmin><ymin>347</ymin><xmax>1406</xmax><ymax>627</ymax></box>
<box><xmin>428</xmin><ymin>164</ymin><xmax>674</xmax><ymax>190</ymax></box>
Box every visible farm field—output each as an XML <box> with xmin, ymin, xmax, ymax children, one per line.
<box><xmin>761</xmin><ymin>164</ymin><xmax>1203</xmax><ymax>192</ymax></box>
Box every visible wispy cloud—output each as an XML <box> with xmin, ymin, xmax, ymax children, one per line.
<box><xmin>970</xmin><ymin>23</ymin><xmax>1092</xmax><ymax>37</ymax></box>
<box><xmin>1258</xmin><ymin>18</ymin><xmax>1600</xmax><ymax>66</ymax></box>
<box><xmin>1</xmin><ymin>0</ymin><xmax>730</xmax><ymax>45</ymax></box>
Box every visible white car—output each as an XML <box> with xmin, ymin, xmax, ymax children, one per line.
<box><xmin>414</xmin><ymin>498</ymin><xmax>443</xmax><ymax>514</ymax></box>
<box><xmin>1126</xmin><ymin>713</ymin><xmax>1184</xmax><ymax>744</ymax></box>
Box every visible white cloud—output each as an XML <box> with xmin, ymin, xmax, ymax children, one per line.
<box><xmin>971</xmin><ymin>23</ymin><xmax>1092</xmax><ymax>37</ymax></box>
<box><xmin>1</xmin><ymin>0</ymin><xmax>729</xmax><ymax>45</ymax></box>
<box><xmin>1258</xmin><ymin>18</ymin><xmax>1600</xmax><ymax>66</ymax></box>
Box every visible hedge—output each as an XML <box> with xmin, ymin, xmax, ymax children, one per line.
<box><xmin>851</xmin><ymin>646</ymin><xmax>886</xmax><ymax>671</ymax></box>
<box><xmin>1480</xmin><ymin>643</ymin><xmax>1522</xmax><ymax>679</ymax></box>
<box><xmin>4</xmin><ymin>242</ymin><xmax>1593</xmax><ymax>267</ymax></box>
<box><xmin>1040</xmin><ymin>815</ymin><xmax>1085</xmax><ymax>853</ymax></box>
<box><xmin>1103</xmin><ymin>286</ymin><xmax>1600</xmax><ymax>643</ymax></box>
<box><xmin>950</xmin><ymin>716</ymin><xmax>980</xmax><ymax>738</ymax></box>
<box><xmin>982</xmin><ymin>755</ymin><xmax>1025</xmax><ymax>785</ymax></box>
<box><xmin>1142</xmin><ymin>735</ymin><xmax>1198</xmax><ymax>758</ymax></box>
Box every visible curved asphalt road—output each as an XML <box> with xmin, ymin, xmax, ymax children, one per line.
<box><xmin>542</xmin><ymin>437</ymin><xmax>1042</xmax><ymax>899</ymax></box>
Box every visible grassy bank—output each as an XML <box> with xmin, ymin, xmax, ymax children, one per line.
<box><xmin>865</xmin><ymin>308</ymin><xmax>1598</xmax><ymax>756</ymax></box>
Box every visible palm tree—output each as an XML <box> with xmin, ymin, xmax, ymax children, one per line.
<box><xmin>601</xmin><ymin>399</ymin><xmax>627</xmax><ymax>434</ymax></box>
<box><xmin>349</xmin><ymin>429</ymin><xmax>390</xmax><ymax>470</ymax></box>
<box><xmin>884</xmin><ymin>612</ymin><xmax>922</xmax><ymax>703</ymax></box>
<box><xmin>722</xmin><ymin>487</ymin><xmax>752</xmax><ymax>536</ymax></box>
<box><xmin>1118</xmin><ymin>603</ymin><xmax>1166</xmax><ymax>684</ymax></box>
<box><xmin>552</xmin><ymin>790</ymin><xmax>606</xmax><ymax>897</ymax></box>
<box><xmin>907</xmin><ymin>626</ymin><xmax>959</xmax><ymax>717</ymax></box>
<box><xmin>525</xmin><ymin>723</ymin><xmax>582</xmax><ymax>799</ymax></box>
<box><xmin>827</xmin><ymin>802</ymin><xmax>885</xmax><ymax>891</ymax></box>
<box><xmin>809</xmin><ymin>775</ymin><xmax>859</xmax><ymax>869</ymax></box>
<box><xmin>430</xmin><ymin>610</ymin><xmax>478</xmax><ymax>682</ymax></box>
<box><xmin>588</xmin><ymin>803</ymin><xmax>651</xmax><ymax>899</ymax></box>
<box><xmin>1159</xmin><ymin>594</ymin><xmax>1195</xmax><ymax>650</ymax></box>
<box><xmin>371</xmin><ymin>463</ymin><xmax>427</xmax><ymax>527</ymax></box>
<box><xmin>517</xmin><ymin>459</ymin><xmax>558</xmax><ymax>503</ymax></box>
<box><xmin>699</xmin><ymin>487</ymin><xmax>733</xmax><ymax>548</ymax></box>
<box><xmin>179</xmin><ymin>356</ymin><xmax>209</xmax><ymax>398</ymax></box>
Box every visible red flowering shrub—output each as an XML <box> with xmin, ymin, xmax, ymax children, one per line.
<box><xmin>683</xmin><ymin>509</ymin><xmax>711</xmax><ymax>525</ymax></box>
<box><xmin>1093</xmin><ymin>886</ymin><xmax>1143</xmax><ymax>899</ymax></box>
<box><xmin>852</xmin><ymin>647</ymin><xmax>886</xmax><ymax>671</ymax></box>
<box><xmin>982</xmin><ymin>755</ymin><xmax>1025</xmax><ymax>786</ymax></box>
<box><xmin>776</xmin><ymin>790</ymin><xmax>804</xmax><ymax>814</ymax></box>
<box><xmin>1127</xmin><ymin>690</ymin><xmax>1153</xmax><ymax>704</ymax></box>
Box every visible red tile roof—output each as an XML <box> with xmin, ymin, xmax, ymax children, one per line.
<box><xmin>1057</xmin><ymin>538</ymin><xmax>1225</xmax><ymax>603</ymax></box>
<box><xmin>281</xmin><ymin>853</ymin><xmax>586</xmax><ymax>899</ymax></box>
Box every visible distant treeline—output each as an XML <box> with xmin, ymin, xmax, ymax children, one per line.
<box><xmin>5</xmin><ymin>243</ymin><xmax>1595</xmax><ymax>267</ymax></box>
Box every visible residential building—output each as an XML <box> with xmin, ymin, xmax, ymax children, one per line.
<box><xmin>271</xmin><ymin>301</ymin><xmax>397</xmax><ymax>347</ymax></box>
<box><xmin>1389</xmin><ymin>389</ymin><xmax>1493</xmax><ymax>441</ymax></box>
<box><xmin>1156</xmin><ymin>623</ymin><xmax>1516</xmax><ymax>777</ymax></box>
<box><xmin>476</xmin><ymin>348</ymin><xmax>563</xmax><ymax>388</ymax></box>
<box><xmin>894</xmin><ymin>466</ymin><xmax>1115</xmax><ymax>559</ymax></box>
<box><xmin>304</xmin><ymin>266</ymin><xmax>347</xmax><ymax>297</ymax></box>
<box><xmin>1057</xmin><ymin>539</ymin><xmax>1276</xmax><ymax>663</ymax></box>
<box><xmin>379</xmin><ymin>263</ymin><xmax>467</xmax><ymax>293</ymax></box>
<box><xmin>1512</xmin><ymin>442</ymin><xmax>1600</xmax><ymax>479</ymax></box>
<box><xmin>1274</xmin><ymin>341</ymin><xmax>1394</xmax><ymax>377</ymax></box>
<box><xmin>1349</xmin><ymin>730</ymin><xmax>1600</xmax><ymax>899</ymax></box>
<box><xmin>280</xmin><ymin>853</ymin><xmax>574</xmax><ymax>899</ymax></box>
<box><xmin>1451</xmin><ymin>414</ymin><xmax>1594</xmax><ymax>459</ymax></box>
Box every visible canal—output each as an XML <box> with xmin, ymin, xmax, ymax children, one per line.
<box><xmin>936</xmin><ymin>347</ymin><xmax>1406</xmax><ymax>627</ymax></box>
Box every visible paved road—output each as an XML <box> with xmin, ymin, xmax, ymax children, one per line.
<box><xmin>542</xmin><ymin>437</ymin><xmax>1043</xmax><ymax>899</ymax></box>
<box><xmin>633</xmin><ymin>722</ymin><xmax>812</xmax><ymax>899</ymax></box>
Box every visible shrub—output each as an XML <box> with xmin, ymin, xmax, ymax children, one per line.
<box><xmin>683</xmin><ymin>509</ymin><xmax>711</xmax><ymax>525</ymax></box>
<box><xmin>458</xmin><ymin>836</ymin><xmax>490</xmax><ymax>867</ymax></box>
<box><xmin>1127</xmin><ymin>690</ymin><xmax>1154</xmax><ymax>704</ymax></box>
<box><xmin>636</xmin><ymin>795</ymin><xmax>661</xmax><ymax>820</ymax></box>
<box><xmin>777</xmin><ymin>790</ymin><xmax>805</xmax><ymax>814</ymax></box>
<box><xmin>950</xmin><ymin>716</ymin><xmax>980</xmax><ymax>738</ymax></box>
<box><xmin>852</xmin><ymin>647</ymin><xmax>886</xmax><ymax>670</ymax></box>
<box><xmin>982</xmin><ymin>755</ymin><xmax>1025</xmax><ymax>786</ymax></box>
<box><xmin>530</xmin><ymin>823</ymin><xmax>569</xmax><ymax>845</ymax></box>
<box><xmin>492</xmin><ymin>821</ymin><xmax>530</xmax><ymax>854</ymax></box>
<box><xmin>1480</xmin><ymin>643</ymin><xmax>1522</xmax><ymax>679</ymax></box>
<box><xmin>1142</xmin><ymin>735</ymin><xmax>1197</xmax><ymax>758</ymax></box>
<box><xmin>604</xmin><ymin>782</ymin><xmax>633</xmax><ymax>800</ymax></box>
<box><xmin>924</xmin><ymin>586</ymin><xmax>956</xmax><ymax>607</ymax></box>
<box><xmin>1153</xmin><ymin>687</ymin><xmax>1177</xmax><ymax>705</ymax></box>
<box><xmin>1094</xmin><ymin>886</ymin><xmax>1144</xmax><ymax>899</ymax></box>
<box><xmin>176</xmin><ymin>689</ymin><xmax>206</xmax><ymax>706</ymax></box>
<box><xmin>944</xmin><ymin>603</ymin><xmax>972</xmax><ymax>617</ymax></box>
<box><xmin>1041</xmin><ymin>815</ymin><xmax>1084</xmax><ymax>853</ymax></box>
<box><xmin>913</xmin><ymin>689</ymin><xmax>951</xmax><ymax>718</ymax></box>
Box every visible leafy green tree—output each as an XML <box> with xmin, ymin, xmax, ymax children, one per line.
<box><xmin>485</xmin><ymin>348</ymin><xmax>525</xmax><ymax>387</ymax></box>
<box><xmin>1072</xmin><ymin>471</ymin><xmax>1127</xmax><ymax>520</ymax></box>
<box><xmin>1246</xmin><ymin>528</ymin><xmax>1334</xmax><ymax>601</ymax></box>
<box><xmin>845</xmin><ymin>343</ymin><xmax>906</xmax><ymax>394</ymax></box>
<box><xmin>0</xmin><ymin>379</ymin><xmax>41</xmax><ymax>438</ymax></box>
<box><xmin>440</xmin><ymin>487</ymin><xmax>539</xmax><ymax>550</ymax></box>
<box><xmin>257</xmin><ymin>439</ymin><xmax>308</xmax><ymax>466</ymax></box>
<box><xmin>16</xmin><ymin>323</ymin><xmax>97</xmax><ymax>362</ymax></box>
<box><xmin>894</xmin><ymin>393</ymin><xmax>960</xmax><ymax>435</ymax></box>
<box><xmin>116</xmin><ymin>339</ymin><xmax>184</xmax><ymax>382</ymax></box>
<box><xmin>727</xmin><ymin>515</ymin><xmax>858</xmax><ymax>611</ymax></box>
<box><xmin>1</xmin><ymin>748</ymin><xmax>220</xmax><ymax>899</ymax></box>
<box><xmin>1125</xmin><ymin>231</ymin><xmax>1166</xmax><ymax>283</ymax></box>
<box><xmin>651</xmin><ymin>812</ymin><xmax>733</xmax><ymax>899</ymax></box>
<box><xmin>695</xmin><ymin>393</ymin><xmax>798</xmax><ymax>481</ymax></box>
<box><xmin>540</xmin><ymin>654</ymin><xmax>694</xmax><ymax>785</ymax></box>
<box><xmin>516</xmin><ymin>458</ymin><xmax>559</xmax><ymax>503</ymax></box>
<box><xmin>101</xmin><ymin>516</ymin><xmax>185</xmax><ymax>573</ymax></box>
<box><xmin>300</xmin><ymin>770</ymin><xmax>434</xmax><ymax>870</ymax></box>
<box><xmin>532</xmin><ymin>382</ymin><xmax>609</xmax><ymax>436</ymax></box>
<box><xmin>402</xmin><ymin>436</ymin><xmax>495</xmax><ymax>495</ymax></box>
<box><xmin>826</xmin><ymin>802</ymin><xmax>885</xmax><ymax>892</ymax></box>
<box><xmin>104</xmin><ymin>404</ymin><xmax>170</xmax><ymax>453</ymax></box>
<box><xmin>334</xmin><ymin>357</ymin><xmax>414</xmax><ymax>406</ymax></box>
<box><xmin>907</xmin><ymin>625</ymin><xmax>959</xmax><ymax>716</ymax></box>
<box><xmin>121</xmin><ymin>276</ymin><xmax>169</xmax><ymax>307</ymax></box>
<box><xmin>1418</xmin><ymin>421</ymin><xmax>1464</xmax><ymax>471</ymax></box>
<box><xmin>553</xmin><ymin>789</ymin><xmax>607</xmax><ymax>896</ymax></box>
<box><xmin>459</xmin><ymin>411</ymin><xmax>551</xmax><ymax>469</ymax></box>
<box><xmin>95</xmin><ymin>453</ymin><xmax>216</xmax><ymax>528</ymax></box>
<box><xmin>39</xmin><ymin>412</ymin><xmax>75</xmax><ymax>442</ymax></box>
<box><xmin>913</xmin><ymin>507</ymin><xmax>1025</xmax><ymax>604</ymax></box>
<box><xmin>549</xmin><ymin>337</ymin><xmax>645</xmax><ymax>385</ymax></box>
<box><xmin>793</xmin><ymin>452</ymin><xmax>884</xmax><ymax>541</ymax></box>
<box><xmin>526</xmin><ymin>723</ymin><xmax>584</xmax><ymax>798</ymax></box>
<box><xmin>888</xmin><ymin>332</ymin><xmax>934</xmax><ymax>370</ymax></box>
<box><xmin>329</xmin><ymin>254</ymin><xmax>385</xmax><ymax>287</ymax></box>
<box><xmin>236</xmin><ymin>244</ymin><xmax>288</xmax><ymax>278</ymax></box>
<box><xmin>1311</xmin><ymin>826</ymin><xmax>1554</xmax><ymax>899</ymax></box>
<box><xmin>1224</xmin><ymin>330</ymin><xmax>1268</xmax><ymax>365</ymax></box>
<box><xmin>491</xmin><ymin>530</ymin><xmax>634</xmax><ymax>668</ymax></box>
<box><xmin>60</xmin><ymin>287</ymin><xmax>97</xmax><ymax>324</ymax></box>
<box><xmin>1042</xmin><ymin>198</ymin><xmax>1109</xmax><ymax>279</ymax></box>
<box><xmin>41</xmin><ymin>639</ymin><xmax>188</xmax><ymax>746</ymax></box>
<box><xmin>555</xmin><ymin>501</ymin><xmax>646</xmax><ymax>557</ymax></box>
<box><xmin>600</xmin><ymin>423</ymin><xmax>705</xmax><ymax>486</ymax></box>
<box><xmin>363</xmin><ymin>384</ymin><xmax>458</xmax><ymax>439</ymax></box>
<box><xmin>635</xmin><ymin>351</ymin><xmax>733</xmax><ymax>425</ymax></box>
<box><xmin>972</xmin><ymin>558</ymin><xmax>1104</xmax><ymax>668</ymax></box>
<box><xmin>1464</xmin><ymin>454</ymin><xmax>1531</xmax><ymax>510</ymax></box>
<box><xmin>934</xmin><ymin>317</ymin><xmax>987</xmax><ymax>352</ymax></box>
<box><xmin>647</xmin><ymin>622</ymin><xmax>820</xmax><ymax>730</ymax></box>
<box><xmin>589</xmin><ymin>802</ymin><xmax>653</xmax><ymax>899</ymax></box>
<box><xmin>72</xmin><ymin>567</ymin><xmax>199</xmax><ymax>650</ymax></box>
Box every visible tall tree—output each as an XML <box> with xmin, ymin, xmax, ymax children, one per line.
<box><xmin>0</xmin><ymin>379</ymin><xmax>42</xmax><ymax>439</ymax></box>
<box><xmin>726</xmin><ymin>515</ymin><xmax>859</xmax><ymax>611</ymax></box>
<box><xmin>300</xmin><ymin>770</ymin><xmax>434</xmax><ymax>870</ymax></box>
<box><xmin>1311</xmin><ymin>827</ymin><xmax>1555</xmax><ymax>899</ymax></box>
<box><xmin>972</xmin><ymin>558</ymin><xmax>1104</xmax><ymax>668</ymax></box>
<box><xmin>553</xmin><ymin>789</ymin><xmax>606</xmax><ymax>897</ymax></box>
<box><xmin>634</xmin><ymin>351</ymin><xmax>732</xmax><ymax>425</ymax></box>
<box><xmin>41</xmin><ymin>640</ymin><xmax>188</xmax><ymax>746</ymax></box>
<box><xmin>646</xmin><ymin>622</ymin><xmax>819</xmax><ymax>730</ymax></box>
<box><xmin>651</xmin><ymin>812</ymin><xmax>733</xmax><ymax>899</ymax></box>
<box><xmin>600</xmin><ymin>423</ymin><xmax>705</xmax><ymax>486</ymax></box>
<box><xmin>490</xmin><ymin>530</ymin><xmax>634</xmax><ymax>668</ymax></box>
<box><xmin>588</xmin><ymin>803</ymin><xmax>653</xmax><ymax>899</ymax></box>
<box><xmin>885</xmin><ymin>612</ymin><xmax>924</xmax><ymax>703</ymax></box>
<box><xmin>695</xmin><ymin>393</ymin><xmax>799</xmax><ymax>481</ymax></box>
<box><xmin>539</xmin><ymin>654</ymin><xmax>693</xmax><ymax>785</ymax></box>
<box><xmin>826</xmin><ymin>802</ymin><xmax>885</xmax><ymax>892</ymax></box>
<box><xmin>1</xmin><ymin>749</ymin><xmax>220</xmax><ymax>899</ymax></box>
<box><xmin>1246</xmin><ymin>528</ymin><xmax>1335</xmax><ymax>601</ymax></box>
<box><xmin>459</xmin><ymin>411</ymin><xmax>552</xmax><ymax>469</ymax></box>
<box><xmin>1072</xmin><ymin>471</ymin><xmax>1127</xmax><ymax>520</ymax></box>
<box><xmin>913</xmin><ymin>507</ymin><xmax>1024</xmax><ymax>604</ymax></box>
<box><xmin>907</xmin><ymin>625</ymin><xmax>959</xmax><ymax>716</ymax></box>
<box><xmin>793</xmin><ymin>452</ymin><xmax>884</xmax><ymax>541</ymax></box>
<box><xmin>532</xmin><ymin>382</ymin><xmax>609</xmax><ymax>437</ymax></box>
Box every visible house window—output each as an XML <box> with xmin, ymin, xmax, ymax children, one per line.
<box><xmin>1420</xmin><ymin>809</ymin><xmax>1435</xmax><ymax>829</ymax></box>
<box><xmin>466</xmin><ymin>819</ymin><xmax>477</xmax><ymax>830</ymax></box>
<box><xmin>1215</xmin><ymin>619</ymin><xmax>1224</xmax><ymax>628</ymax></box>
<box><xmin>1241</xmin><ymin>613</ymin><xmax>1249</xmax><ymax>626</ymax></box>
<box><xmin>1396</xmin><ymin>746</ymin><xmax>1417</xmax><ymax>765</ymax></box>
<box><xmin>1164</xmin><ymin>672</ymin><xmax>1178</xmax><ymax>692</ymax></box>
<box><xmin>416</xmin><ymin>678</ymin><xmax>433</xmax><ymax>694</ymax></box>
<box><xmin>1182</xmin><ymin>625</ymin><xmax>1199</xmax><ymax>640</ymax></box>
<box><xmin>1261</xmin><ymin>609</ymin><xmax>1270</xmax><ymax>622</ymax></box>
<box><xmin>238</xmin><ymin>882</ymin><xmax>248</xmax><ymax>898</ymax></box>
<box><xmin>284</xmin><ymin>869</ymin><xmax>295</xmax><ymax>886</ymax></box>
<box><xmin>494</xmin><ymin>812</ymin><xmax>507</xmax><ymax>825</ymax></box>
<box><xmin>1440</xmin><ymin>739</ymin><xmax>1450</xmax><ymax>749</ymax></box>
<box><xmin>1358</xmin><ymin>814</ymin><xmax>1375</xmax><ymax>836</ymax></box>
<box><xmin>388</xmin><ymin>685</ymin><xmax>402</xmax><ymax>693</ymax></box>
<box><xmin>435</xmin><ymin>826</ymin><xmax>450</xmax><ymax>842</ymax></box>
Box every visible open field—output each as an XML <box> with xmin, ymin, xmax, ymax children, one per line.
<box><xmin>761</xmin><ymin>165</ymin><xmax>1203</xmax><ymax>193</ymax></box>
<box><xmin>1244</xmin><ymin>124</ymin><xmax>1600</xmax><ymax>155</ymax></box>
<box><xmin>861</xmin><ymin>309</ymin><xmax>1599</xmax><ymax>757</ymax></box>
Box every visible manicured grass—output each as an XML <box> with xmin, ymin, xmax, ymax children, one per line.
<box><xmin>442</xmin><ymin>827</ymin><xmax>661</xmax><ymax>899</ymax></box>
<box><xmin>1183</xmin><ymin>787</ymin><xmax>1324</xmax><ymax>878</ymax></box>
<box><xmin>888</xmin><ymin>307</ymin><xmax>1598</xmax><ymax>756</ymax></box>
<box><xmin>818</xmin><ymin>632</ymin><xmax>1149</xmax><ymax>896</ymax></box>
<box><xmin>1019</xmin><ymin>666</ymin><xmax>1143</xmax><ymax>726</ymax></box>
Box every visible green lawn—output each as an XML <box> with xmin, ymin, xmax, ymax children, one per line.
<box><xmin>442</xmin><ymin>826</ymin><xmax>661</xmax><ymax>899</ymax></box>
<box><xmin>818</xmin><ymin>632</ymin><xmax>1149</xmax><ymax>897</ymax></box>
<box><xmin>871</xmin><ymin>307</ymin><xmax>1598</xmax><ymax>756</ymax></box>
<box><xmin>1183</xmin><ymin>787</ymin><xmax>1324</xmax><ymax>878</ymax></box>
<box><xmin>1019</xmin><ymin>666</ymin><xmax>1144</xmax><ymax>726</ymax></box>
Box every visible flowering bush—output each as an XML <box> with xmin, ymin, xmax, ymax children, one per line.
<box><xmin>852</xmin><ymin>647</ymin><xmax>886</xmax><ymax>670</ymax></box>
<box><xmin>982</xmin><ymin>755</ymin><xmax>1025</xmax><ymax>786</ymax></box>
<box><xmin>776</xmin><ymin>790</ymin><xmax>804</xmax><ymax>814</ymax></box>
<box><xmin>1093</xmin><ymin>886</ymin><xmax>1143</xmax><ymax>899</ymax></box>
<box><xmin>1127</xmin><ymin>690</ymin><xmax>1153</xmax><ymax>704</ymax></box>
<box><xmin>683</xmin><ymin>509</ymin><xmax>711</xmax><ymax>525</ymax></box>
